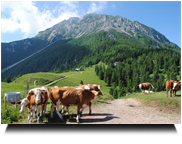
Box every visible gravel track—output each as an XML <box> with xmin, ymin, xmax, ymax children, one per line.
<box><xmin>66</xmin><ymin>98</ymin><xmax>181</xmax><ymax>124</ymax></box>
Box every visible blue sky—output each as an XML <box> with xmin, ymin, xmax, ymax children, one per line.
<box><xmin>1</xmin><ymin>1</ymin><xmax>181</xmax><ymax>47</ymax></box>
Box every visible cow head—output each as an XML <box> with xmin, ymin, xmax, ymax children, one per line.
<box><xmin>84</xmin><ymin>85</ymin><xmax>91</xmax><ymax>90</ymax></box>
<box><xmin>139</xmin><ymin>84</ymin><xmax>142</xmax><ymax>89</ymax></box>
<box><xmin>19</xmin><ymin>98</ymin><xmax>30</xmax><ymax>113</ymax></box>
<box><xmin>91</xmin><ymin>91</ymin><xmax>101</xmax><ymax>103</ymax></box>
<box><xmin>173</xmin><ymin>82</ymin><xmax>181</xmax><ymax>91</ymax></box>
<box><xmin>34</xmin><ymin>89</ymin><xmax>42</xmax><ymax>104</ymax></box>
<box><xmin>92</xmin><ymin>84</ymin><xmax>101</xmax><ymax>91</ymax></box>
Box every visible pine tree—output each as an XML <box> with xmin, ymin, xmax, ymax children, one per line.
<box><xmin>109</xmin><ymin>87</ymin><xmax>114</xmax><ymax>95</ymax></box>
<box><xmin>107</xmin><ymin>76</ymin><xmax>111</xmax><ymax>86</ymax></box>
<box><xmin>5</xmin><ymin>75</ymin><xmax>12</xmax><ymax>83</ymax></box>
<box><xmin>166</xmin><ymin>70</ymin><xmax>170</xmax><ymax>80</ymax></box>
<box><xmin>95</xmin><ymin>65</ymin><xmax>99</xmax><ymax>75</ymax></box>
<box><xmin>153</xmin><ymin>70</ymin><xmax>159</xmax><ymax>83</ymax></box>
<box><xmin>155</xmin><ymin>80</ymin><xmax>160</xmax><ymax>92</ymax></box>
<box><xmin>99</xmin><ymin>69</ymin><xmax>104</xmax><ymax>80</ymax></box>
<box><xmin>170</xmin><ymin>70</ymin><xmax>177</xmax><ymax>80</ymax></box>
<box><xmin>113</xmin><ymin>88</ymin><xmax>118</xmax><ymax>99</ymax></box>
<box><xmin>158</xmin><ymin>74</ymin><xmax>165</xmax><ymax>91</ymax></box>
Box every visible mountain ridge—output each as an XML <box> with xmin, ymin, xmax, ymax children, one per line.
<box><xmin>34</xmin><ymin>13</ymin><xmax>172</xmax><ymax>45</ymax></box>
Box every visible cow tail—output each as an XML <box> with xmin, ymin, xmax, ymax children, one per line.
<box><xmin>48</xmin><ymin>88</ymin><xmax>56</xmax><ymax>106</ymax></box>
<box><xmin>151</xmin><ymin>84</ymin><xmax>155</xmax><ymax>89</ymax></box>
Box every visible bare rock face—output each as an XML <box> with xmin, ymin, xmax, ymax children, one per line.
<box><xmin>34</xmin><ymin>14</ymin><xmax>170</xmax><ymax>45</ymax></box>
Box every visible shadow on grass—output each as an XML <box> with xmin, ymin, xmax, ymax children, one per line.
<box><xmin>174</xmin><ymin>94</ymin><xmax>181</xmax><ymax>97</ymax></box>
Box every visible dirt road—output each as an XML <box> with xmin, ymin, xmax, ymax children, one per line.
<box><xmin>45</xmin><ymin>74</ymin><xmax>77</xmax><ymax>87</ymax></box>
<box><xmin>65</xmin><ymin>98</ymin><xmax>181</xmax><ymax>124</ymax></box>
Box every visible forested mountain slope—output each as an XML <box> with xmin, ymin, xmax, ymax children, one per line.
<box><xmin>1</xmin><ymin>14</ymin><xmax>180</xmax><ymax>82</ymax></box>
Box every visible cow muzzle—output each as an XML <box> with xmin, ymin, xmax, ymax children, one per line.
<box><xmin>20</xmin><ymin>111</ymin><xmax>24</xmax><ymax>113</ymax></box>
<box><xmin>36</xmin><ymin>99</ymin><xmax>41</xmax><ymax>103</ymax></box>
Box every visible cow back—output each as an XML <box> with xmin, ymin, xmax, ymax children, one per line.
<box><xmin>166</xmin><ymin>80</ymin><xmax>177</xmax><ymax>89</ymax></box>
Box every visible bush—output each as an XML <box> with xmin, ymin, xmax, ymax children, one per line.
<box><xmin>80</xmin><ymin>80</ymin><xmax>83</xmax><ymax>84</ymax></box>
<box><xmin>1</xmin><ymin>107</ymin><xmax>21</xmax><ymax>124</ymax></box>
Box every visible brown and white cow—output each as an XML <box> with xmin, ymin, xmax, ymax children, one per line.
<box><xmin>49</xmin><ymin>87</ymin><xmax>100</xmax><ymax>123</ymax></box>
<box><xmin>16</xmin><ymin>87</ymin><xmax>49</xmax><ymax>123</ymax></box>
<box><xmin>172</xmin><ymin>81</ymin><xmax>181</xmax><ymax>96</ymax></box>
<box><xmin>61</xmin><ymin>84</ymin><xmax>103</xmax><ymax>115</ymax></box>
<box><xmin>166</xmin><ymin>80</ymin><xmax>178</xmax><ymax>97</ymax></box>
<box><xmin>139</xmin><ymin>82</ymin><xmax>155</xmax><ymax>94</ymax></box>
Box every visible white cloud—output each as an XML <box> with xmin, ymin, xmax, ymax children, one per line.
<box><xmin>1</xmin><ymin>1</ymin><xmax>107</xmax><ymax>39</ymax></box>
<box><xmin>112</xmin><ymin>4</ymin><xmax>116</xmax><ymax>8</ymax></box>
<box><xmin>87</xmin><ymin>2</ymin><xmax>107</xmax><ymax>14</ymax></box>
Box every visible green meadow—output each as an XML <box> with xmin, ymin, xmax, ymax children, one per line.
<box><xmin>1</xmin><ymin>66</ymin><xmax>181</xmax><ymax>124</ymax></box>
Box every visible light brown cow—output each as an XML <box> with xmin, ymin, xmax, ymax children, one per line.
<box><xmin>139</xmin><ymin>82</ymin><xmax>155</xmax><ymax>94</ymax></box>
<box><xmin>49</xmin><ymin>87</ymin><xmax>100</xmax><ymax>123</ymax></box>
<box><xmin>60</xmin><ymin>84</ymin><xmax>102</xmax><ymax>115</ymax></box>
<box><xmin>34</xmin><ymin>80</ymin><xmax>38</xmax><ymax>86</ymax></box>
<box><xmin>16</xmin><ymin>88</ymin><xmax>49</xmax><ymax>123</ymax></box>
<box><xmin>166</xmin><ymin>80</ymin><xmax>178</xmax><ymax>97</ymax></box>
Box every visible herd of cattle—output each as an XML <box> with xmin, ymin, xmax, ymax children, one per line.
<box><xmin>16</xmin><ymin>84</ymin><xmax>102</xmax><ymax>123</ymax></box>
<box><xmin>15</xmin><ymin>79</ymin><xmax>181</xmax><ymax>123</ymax></box>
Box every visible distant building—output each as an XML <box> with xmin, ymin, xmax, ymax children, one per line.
<box><xmin>114</xmin><ymin>62</ymin><xmax>119</xmax><ymax>66</ymax></box>
<box><xmin>74</xmin><ymin>68</ymin><xmax>80</xmax><ymax>72</ymax></box>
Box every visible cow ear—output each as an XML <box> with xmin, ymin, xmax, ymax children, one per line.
<box><xmin>28</xmin><ymin>91</ymin><xmax>34</xmax><ymax>96</ymax></box>
<box><xmin>41</xmin><ymin>91</ymin><xmax>47</xmax><ymax>95</ymax></box>
<box><xmin>15</xmin><ymin>100</ymin><xmax>22</xmax><ymax>105</ymax></box>
<box><xmin>95</xmin><ymin>92</ymin><xmax>99</xmax><ymax>96</ymax></box>
<box><xmin>26</xmin><ymin>95</ymin><xmax>31</xmax><ymax>101</ymax></box>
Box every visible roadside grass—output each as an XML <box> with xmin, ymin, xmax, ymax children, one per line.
<box><xmin>1</xmin><ymin>82</ymin><xmax>29</xmax><ymax>123</ymax></box>
<box><xmin>122</xmin><ymin>91</ymin><xmax>181</xmax><ymax>110</ymax></box>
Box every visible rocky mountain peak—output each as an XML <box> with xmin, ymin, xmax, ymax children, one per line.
<box><xmin>34</xmin><ymin>13</ymin><xmax>171</xmax><ymax>45</ymax></box>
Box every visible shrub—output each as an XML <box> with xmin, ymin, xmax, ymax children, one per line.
<box><xmin>1</xmin><ymin>107</ymin><xmax>21</xmax><ymax>124</ymax></box>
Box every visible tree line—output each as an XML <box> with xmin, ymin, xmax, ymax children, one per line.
<box><xmin>95</xmin><ymin>49</ymin><xmax>181</xmax><ymax>99</ymax></box>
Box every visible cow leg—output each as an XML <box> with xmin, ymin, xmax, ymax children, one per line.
<box><xmin>41</xmin><ymin>105</ymin><xmax>44</xmax><ymax>117</ymax></box>
<box><xmin>76</xmin><ymin>104</ymin><xmax>82</xmax><ymax>123</ymax></box>
<box><xmin>170</xmin><ymin>89</ymin><xmax>172</xmax><ymax>97</ymax></box>
<box><xmin>166</xmin><ymin>88</ymin><xmax>168</xmax><ymax>97</ymax></box>
<box><xmin>28</xmin><ymin>108</ymin><xmax>31</xmax><ymax>120</ymax></box>
<box><xmin>174</xmin><ymin>90</ymin><xmax>176</xmax><ymax>96</ymax></box>
<box><xmin>37</xmin><ymin>105</ymin><xmax>42</xmax><ymax>123</ymax></box>
<box><xmin>43</xmin><ymin>104</ymin><xmax>47</xmax><ymax>116</ymax></box>
<box><xmin>56</xmin><ymin>99</ymin><xmax>63</xmax><ymax>121</ymax></box>
<box><xmin>61</xmin><ymin>105</ymin><xmax>65</xmax><ymax>114</ymax></box>
<box><xmin>66</xmin><ymin>106</ymin><xmax>69</xmax><ymax>115</ymax></box>
<box><xmin>148</xmin><ymin>87</ymin><xmax>151</xmax><ymax>94</ymax></box>
<box><xmin>34</xmin><ymin>110</ymin><xmax>37</xmax><ymax>119</ymax></box>
<box><xmin>30</xmin><ymin>110</ymin><xmax>33</xmax><ymax>123</ymax></box>
<box><xmin>50</xmin><ymin>104</ymin><xmax>54</xmax><ymax>118</ymax></box>
<box><xmin>89</xmin><ymin>102</ymin><xmax>92</xmax><ymax>115</ymax></box>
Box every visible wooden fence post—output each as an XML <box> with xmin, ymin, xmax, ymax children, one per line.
<box><xmin>24</xmin><ymin>87</ymin><xmax>27</xmax><ymax>96</ymax></box>
<box><xmin>15</xmin><ymin>95</ymin><xmax>17</xmax><ymax>108</ymax></box>
<box><xmin>4</xmin><ymin>96</ymin><xmax>7</xmax><ymax>110</ymax></box>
